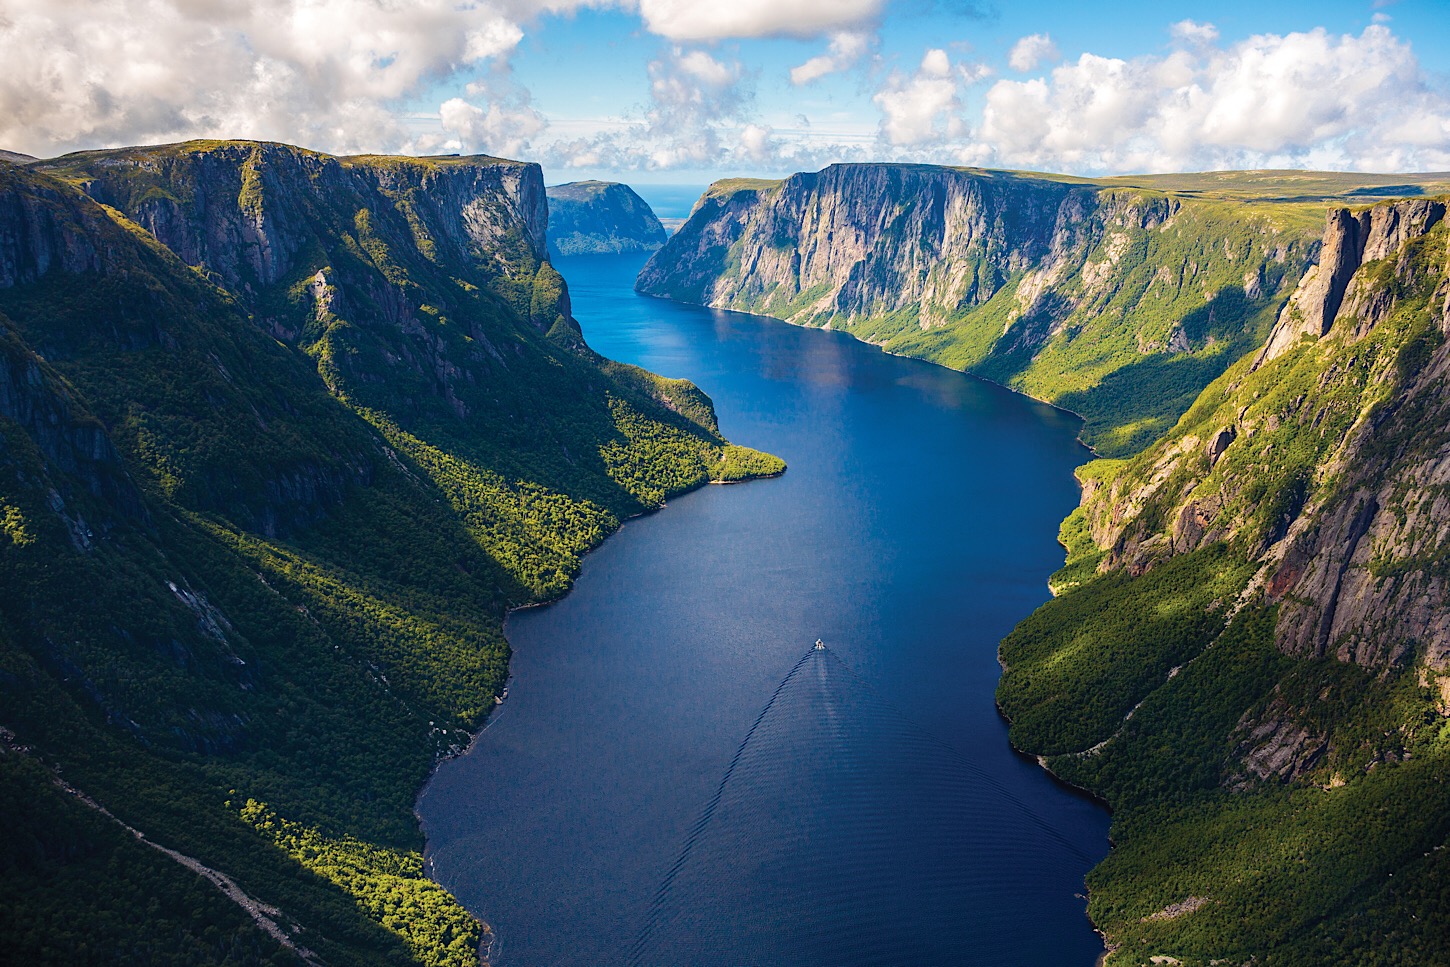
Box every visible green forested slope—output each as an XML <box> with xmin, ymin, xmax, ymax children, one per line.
<box><xmin>998</xmin><ymin>197</ymin><xmax>1450</xmax><ymax>964</ymax></box>
<box><xmin>545</xmin><ymin>180</ymin><xmax>666</xmax><ymax>257</ymax></box>
<box><xmin>639</xmin><ymin>166</ymin><xmax>1450</xmax><ymax>457</ymax></box>
<box><xmin>0</xmin><ymin>144</ymin><xmax>779</xmax><ymax>965</ymax></box>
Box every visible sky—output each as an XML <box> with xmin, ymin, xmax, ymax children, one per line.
<box><xmin>2</xmin><ymin>0</ymin><xmax>1448</xmax><ymax>183</ymax></box>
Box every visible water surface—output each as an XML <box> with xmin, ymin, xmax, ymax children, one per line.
<box><xmin>419</xmin><ymin>251</ymin><xmax>1110</xmax><ymax>965</ymax></box>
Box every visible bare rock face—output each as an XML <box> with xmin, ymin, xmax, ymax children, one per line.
<box><xmin>1235</xmin><ymin>707</ymin><xmax>1329</xmax><ymax>782</ymax></box>
<box><xmin>1256</xmin><ymin>199</ymin><xmax>1446</xmax><ymax>367</ymax></box>
<box><xmin>71</xmin><ymin>144</ymin><xmax>551</xmax><ymax>302</ymax></box>
<box><xmin>545</xmin><ymin>181</ymin><xmax>666</xmax><ymax>256</ymax></box>
<box><xmin>0</xmin><ymin>168</ymin><xmax>105</xmax><ymax>286</ymax></box>
<box><xmin>1078</xmin><ymin>194</ymin><xmax>1450</xmax><ymax>691</ymax></box>
<box><xmin>638</xmin><ymin>165</ymin><xmax>1187</xmax><ymax>330</ymax></box>
<box><xmin>1205</xmin><ymin>426</ymin><xmax>1236</xmax><ymax>464</ymax></box>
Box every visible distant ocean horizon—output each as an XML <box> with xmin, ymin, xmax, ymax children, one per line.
<box><xmin>630</xmin><ymin>184</ymin><xmax>708</xmax><ymax>234</ymax></box>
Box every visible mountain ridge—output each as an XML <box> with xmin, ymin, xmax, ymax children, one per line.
<box><xmin>0</xmin><ymin>140</ymin><xmax>780</xmax><ymax>966</ymax></box>
<box><xmin>999</xmin><ymin>193</ymin><xmax>1450</xmax><ymax>964</ymax></box>
<box><xmin>638</xmin><ymin>163</ymin><xmax>1450</xmax><ymax>457</ymax></box>
<box><xmin>544</xmin><ymin>180</ymin><xmax>666</xmax><ymax>257</ymax></box>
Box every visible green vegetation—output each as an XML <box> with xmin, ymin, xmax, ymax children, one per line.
<box><xmin>998</xmin><ymin>208</ymin><xmax>1450</xmax><ymax>964</ymax></box>
<box><xmin>644</xmin><ymin>165</ymin><xmax>1450</xmax><ymax>458</ymax></box>
<box><xmin>0</xmin><ymin>143</ymin><xmax>781</xmax><ymax>965</ymax></box>
<box><xmin>240</xmin><ymin>800</ymin><xmax>482</xmax><ymax>967</ymax></box>
<box><xmin>544</xmin><ymin>181</ymin><xmax>666</xmax><ymax>257</ymax></box>
<box><xmin>711</xmin><ymin>444</ymin><xmax>787</xmax><ymax>482</ymax></box>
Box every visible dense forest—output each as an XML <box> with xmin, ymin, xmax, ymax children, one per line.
<box><xmin>998</xmin><ymin>198</ymin><xmax>1450</xmax><ymax>964</ymax></box>
<box><xmin>0</xmin><ymin>143</ymin><xmax>780</xmax><ymax>965</ymax></box>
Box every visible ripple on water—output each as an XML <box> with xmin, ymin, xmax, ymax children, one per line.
<box><xmin>629</xmin><ymin>647</ymin><xmax>1095</xmax><ymax>967</ymax></box>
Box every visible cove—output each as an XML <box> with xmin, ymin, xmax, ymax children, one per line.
<box><xmin>418</xmin><ymin>249</ymin><xmax>1111</xmax><ymax>966</ymax></box>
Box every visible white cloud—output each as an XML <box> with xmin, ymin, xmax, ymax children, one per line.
<box><xmin>873</xmin><ymin>48</ymin><xmax>964</xmax><ymax>146</ymax></box>
<box><xmin>0</xmin><ymin>0</ymin><xmax>596</xmax><ymax>157</ymax></box>
<box><xmin>1169</xmin><ymin>20</ymin><xmax>1220</xmax><ymax>47</ymax></box>
<box><xmin>673</xmin><ymin>49</ymin><xmax>739</xmax><ymax>87</ymax></box>
<box><xmin>439</xmin><ymin>92</ymin><xmax>547</xmax><ymax>159</ymax></box>
<box><xmin>736</xmin><ymin>123</ymin><xmax>776</xmax><ymax>162</ymax></box>
<box><xmin>547</xmin><ymin>46</ymin><xmax>754</xmax><ymax>170</ymax></box>
<box><xmin>790</xmin><ymin>31</ymin><xmax>872</xmax><ymax>85</ymax></box>
<box><xmin>1007</xmin><ymin>33</ymin><xmax>1059</xmax><ymax>72</ymax></box>
<box><xmin>638</xmin><ymin>0</ymin><xmax>884</xmax><ymax>40</ymax></box>
<box><xmin>969</xmin><ymin>25</ymin><xmax>1450</xmax><ymax>173</ymax></box>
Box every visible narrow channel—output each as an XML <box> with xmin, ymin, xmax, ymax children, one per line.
<box><xmin>418</xmin><ymin>244</ymin><xmax>1111</xmax><ymax>966</ymax></box>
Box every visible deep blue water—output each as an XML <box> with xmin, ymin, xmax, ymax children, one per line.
<box><xmin>418</xmin><ymin>251</ymin><xmax>1111</xmax><ymax>966</ymax></box>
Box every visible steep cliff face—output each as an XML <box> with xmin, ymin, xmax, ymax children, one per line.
<box><xmin>998</xmin><ymin>196</ymin><xmax>1450</xmax><ymax>965</ymax></box>
<box><xmin>1254</xmin><ymin>198</ymin><xmax>1447</xmax><ymax>365</ymax></box>
<box><xmin>639</xmin><ymin>164</ymin><xmax>1322</xmax><ymax>455</ymax></box>
<box><xmin>48</xmin><ymin>143</ymin><xmax>581</xmax><ymax>429</ymax></box>
<box><xmin>0</xmin><ymin>314</ymin><xmax>145</xmax><ymax>533</ymax></box>
<box><xmin>1084</xmin><ymin>197</ymin><xmax>1450</xmax><ymax>669</ymax></box>
<box><xmin>545</xmin><ymin>180</ymin><xmax>666</xmax><ymax>256</ymax></box>
<box><xmin>0</xmin><ymin>146</ymin><xmax>780</xmax><ymax>966</ymax></box>
<box><xmin>64</xmin><ymin>143</ymin><xmax>548</xmax><ymax>291</ymax></box>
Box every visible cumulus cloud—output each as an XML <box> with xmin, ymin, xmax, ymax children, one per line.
<box><xmin>968</xmin><ymin>24</ymin><xmax>1450</xmax><ymax>173</ymax></box>
<box><xmin>1007</xmin><ymin>33</ymin><xmax>1059</xmax><ymax>72</ymax></box>
<box><xmin>1170</xmin><ymin>20</ymin><xmax>1220</xmax><ymax>47</ymax></box>
<box><xmin>439</xmin><ymin>94</ymin><xmax>547</xmax><ymax>159</ymax></box>
<box><xmin>610</xmin><ymin>46</ymin><xmax>755</xmax><ymax>169</ymax></box>
<box><xmin>638</xmin><ymin>0</ymin><xmax>884</xmax><ymax>40</ymax></box>
<box><xmin>790</xmin><ymin>31</ymin><xmax>872</xmax><ymax>85</ymax></box>
<box><xmin>0</xmin><ymin>0</ymin><xmax>603</xmax><ymax>157</ymax></box>
<box><xmin>7</xmin><ymin>2</ymin><xmax>1447</xmax><ymax>180</ymax></box>
<box><xmin>736</xmin><ymin>123</ymin><xmax>777</xmax><ymax>162</ymax></box>
<box><xmin>873</xmin><ymin>48</ymin><xmax>965</xmax><ymax>146</ymax></box>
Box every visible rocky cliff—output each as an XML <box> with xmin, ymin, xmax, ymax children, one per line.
<box><xmin>545</xmin><ymin>180</ymin><xmax>666</xmax><ymax>257</ymax></box>
<box><xmin>0</xmin><ymin>144</ymin><xmax>779</xmax><ymax>966</ymax></box>
<box><xmin>1083</xmin><ymin>197</ymin><xmax>1450</xmax><ymax>669</ymax></box>
<box><xmin>997</xmin><ymin>195</ymin><xmax>1450</xmax><ymax>964</ymax></box>
<box><xmin>638</xmin><ymin>164</ymin><xmax>1331</xmax><ymax>455</ymax></box>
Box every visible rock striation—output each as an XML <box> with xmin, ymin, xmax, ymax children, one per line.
<box><xmin>545</xmin><ymin>180</ymin><xmax>666</xmax><ymax>257</ymax></box>
<box><xmin>638</xmin><ymin>164</ymin><xmax>1321</xmax><ymax>456</ymax></box>
<box><xmin>0</xmin><ymin>141</ymin><xmax>777</xmax><ymax>966</ymax></box>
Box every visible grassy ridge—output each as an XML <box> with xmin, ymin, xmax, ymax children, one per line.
<box><xmin>0</xmin><ymin>146</ymin><xmax>781</xmax><ymax>964</ymax></box>
<box><xmin>998</xmin><ymin>209</ymin><xmax>1450</xmax><ymax>964</ymax></box>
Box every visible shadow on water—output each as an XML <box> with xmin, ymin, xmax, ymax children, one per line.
<box><xmin>419</xmin><ymin>250</ymin><xmax>1111</xmax><ymax>967</ymax></box>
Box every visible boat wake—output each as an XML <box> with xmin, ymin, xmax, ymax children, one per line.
<box><xmin>626</xmin><ymin>644</ymin><xmax>1096</xmax><ymax>966</ymax></box>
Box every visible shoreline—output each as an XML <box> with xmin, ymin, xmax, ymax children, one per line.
<box><xmin>421</xmin><ymin>288</ymin><xmax>1109</xmax><ymax>967</ymax></box>
<box><xmin>632</xmin><ymin>289</ymin><xmax>1103</xmax><ymax>460</ymax></box>
<box><xmin>412</xmin><ymin>461</ymin><xmax>783</xmax><ymax>964</ymax></box>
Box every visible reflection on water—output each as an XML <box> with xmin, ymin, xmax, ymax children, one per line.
<box><xmin>419</xmin><ymin>252</ymin><xmax>1109</xmax><ymax>966</ymax></box>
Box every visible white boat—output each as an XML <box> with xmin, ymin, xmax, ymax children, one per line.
<box><xmin>814</xmin><ymin>639</ymin><xmax>825</xmax><ymax>650</ymax></box>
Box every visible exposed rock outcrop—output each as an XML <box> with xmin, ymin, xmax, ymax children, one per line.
<box><xmin>65</xmin><ymin>143</ymin><xmax>550</xmax><ymax>307</ymax></box>
<box><xmin>1254</xmin><ymin>199</ymin><xmax>1445</xmax><ymax>366</ymax></box>
<box><xmin>546</xmin><ymin>180</ymin><xmax>666</xmax><ymax>256</ymax></box>
<box><xmin>638</xmin><ymin>163</ymin><xmax>1319</xmax><ymax>456</ymax></box>
<box><xmin>1079</xmin><ymin>195</ymin><xmax>1450</xmax><ymax>681</ymax></box>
